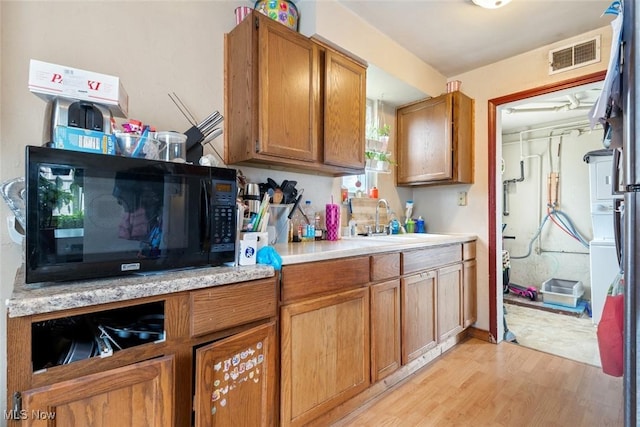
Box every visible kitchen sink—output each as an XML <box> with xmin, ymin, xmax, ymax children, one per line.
<box><xmin>353</xmin><ymin>233</ymin><xmax>438</xmax><ymax>243</ymax></box>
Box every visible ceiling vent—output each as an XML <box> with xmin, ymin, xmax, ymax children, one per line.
<box><xmin>548</xmin><ymin>36</ymin><xmax>600</xmax><ymax>75</ymax></box>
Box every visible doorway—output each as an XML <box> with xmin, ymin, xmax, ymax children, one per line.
<box><xmin>487</xmin><ymin>71</ymin><xmax>607</xmax><ymax>356</ymax></box>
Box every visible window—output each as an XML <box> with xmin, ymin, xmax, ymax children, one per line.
<box><xmin>342</xmin><ymin>98</ymin><xmax>378</xmax><ymax>196</ymax></box>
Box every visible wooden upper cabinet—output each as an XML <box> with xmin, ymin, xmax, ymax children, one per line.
<box><xmin>257</xmin><ymin>18</ymin><xmax>319</xmax><ymax>162</ymax></box>
<box><xmin>224</xmin><ymin>12</ymin><xmax>366</xmax><ymax>176</ymax></box>
<box><xmin>225</xmin><ymin>12</ymin><xmax>319</xmax><ymax>165</ymax></box>
<box><xmin>321</xmin><ymin>47</ymin><xmax>366</xmax><ymax>169</ymax></box>
<box><xmin>396</xmin><ymin>91</ymin><xmax>474</xmax><ymax>186</ymax></box>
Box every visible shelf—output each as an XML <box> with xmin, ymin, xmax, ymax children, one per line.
<box><xmin>32</xmin><ymin>301</ymin><xmax>165</xmax><ymax>371</ymax></box>
<box><xmin>365</xmin><ymin>157</ymin><xmax>393</xmax><ymax>174</ymax></box>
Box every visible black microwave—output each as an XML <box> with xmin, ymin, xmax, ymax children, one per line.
<box><xmin>25</xmin><ymin>146</ymin><xmax>237</xmax><ymax>284</ymax></box>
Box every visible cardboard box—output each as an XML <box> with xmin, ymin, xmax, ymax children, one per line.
<box><xmin>53</xmin><ymin>125</ymin><xmax>116</xmax><ymax>155</ymax></box>
<box><xmin>238</xmin><ymin>238</ymin><xmax>257</xmax><ymax>266</ymax></box>
<box><xmin>29</xmin><ymin>59</ymin><xmax>129</xmax><ymax>118</ymax></box>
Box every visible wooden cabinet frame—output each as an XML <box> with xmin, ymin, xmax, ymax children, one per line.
<box><xmin>280</xmin><ymin>288</ymin><xmax>370</xmax><ymax>427</ymax></box>
<box><xmin>6</xmin><ymin>277</ymin><xmax>279</xmax><ymax>427</ymax></box>
<box><xmin>396</xmin><ymin>91</ymin><xmax>474</xmax><ymax>186</ymax></box>
<box><xmin>224</xmin><ymin>11</ymin><xmax>366</xmax><ymax>176</ymax></box>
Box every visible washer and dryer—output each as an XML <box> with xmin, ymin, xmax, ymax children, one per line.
<box><xmin>586</xmin><ymin>151</ymin><xmax>622</xmax><ymax>325</ymax></box>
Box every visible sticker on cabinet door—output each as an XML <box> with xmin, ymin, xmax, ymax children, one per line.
<box><xmin>209</xmin><ymin>340</ymin><xmax>266</xmax><ymax>416</ymax></box>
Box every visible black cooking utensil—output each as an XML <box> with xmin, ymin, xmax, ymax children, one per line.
<box><xmin>288</xmin><ymin>194</ymin><xmax>303</xmax><ymax>220</ymax></box>
<box><xmin>281</xmin><ymin>180</ymin><xmax>297</xmax><ymax>204</ymax></box>
<box><xmin>267</xmin><ymin>178</ymin><xmax>279</xmax><ymax>190</ymax></box>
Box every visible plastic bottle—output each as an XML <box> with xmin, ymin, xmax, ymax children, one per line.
<box><xmin>416</xmin><ymin>216</ymin><xmax>425</xmax><ymax>233</ymax></box>
<box><xmin>341</xmin><ymin>185</ymin><xmax>349</xmax><ymax>203</ymax></box>
<box><xmin>314</xmin><ymin>209</ymin><xmax>324</xmax><ymax>240</ymax></box>
<box><xmin>406</xmin><ymin>218</ymin><xmax>415</xmax><ymax>234</ymax></box>
<box><xmin>302</xmin><ymin>200</ymin><xmax>315</xmax><ymax>242</ymax></box>
<box><xmin>289</xmin><ymin>205</ymin><xmax>305</xmax><ymax>242</ymax></box>
<box><xmin>389</xmin><ymin>212</ymin><xmax>400</xmax><ymax>234</ymax></box>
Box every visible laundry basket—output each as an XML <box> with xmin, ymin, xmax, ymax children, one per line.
<box><xmin>541</xmin><ymin>278</ymin><xmax>584</xmax><ymax>307</ymax></box>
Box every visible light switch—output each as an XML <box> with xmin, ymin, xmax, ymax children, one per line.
<box><xmin>458</xmin><ymin>191</ymin><xmax>468</xmax><ymax>206</ymax></box>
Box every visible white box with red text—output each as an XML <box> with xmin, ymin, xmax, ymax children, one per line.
<box><xmin>28</xmin><ymin>59</ymin><xmax>128</xmax><ymax>117</ymax></box>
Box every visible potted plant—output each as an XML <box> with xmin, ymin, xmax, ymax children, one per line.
<box><xmin>377</xmin><ymin>124</ymin><xmax>391</xmax><ymax>151</ymax></box>
<box><xmin>365</xmin><ymin>150</ymin><xmax>377</xmax><ymax>169</ymax></box>
<box><xmin>376</xmin><ymin>152</ymin><xmax>396</xmax><ymax>172</ymax></box>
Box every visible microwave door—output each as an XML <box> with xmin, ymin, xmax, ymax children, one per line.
<box><xmin>25</xmin><ymin>146</ymin><xmax>213</xmax><ymax>283</ymax></box>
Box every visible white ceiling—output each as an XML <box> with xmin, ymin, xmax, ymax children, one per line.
<box><xmin>338</xmin><ymin>0</ymin><xmax>613</xmax><ymax>129</ymax></box>
<box><xmin>337</xmin><ymin>0</ymin><xmax>613</xmax><ymax>77</ymax></box>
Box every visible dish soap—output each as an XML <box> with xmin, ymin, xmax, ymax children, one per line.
<box><xmin>389</xmin><ymin>212</ymin><xmax>400</xmax><ymax>234</ymax></box>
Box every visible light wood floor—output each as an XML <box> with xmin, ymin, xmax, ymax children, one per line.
<box><xmin>333</xmin><ymin>338</ymin><xmax>623</xmax><ymax>427</ymax></box>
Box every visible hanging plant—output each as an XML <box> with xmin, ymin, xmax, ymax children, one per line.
<box><xmin>377</xmin><ymin>124</ymin><xmax>391</xmax><ymax>137</ymax></box>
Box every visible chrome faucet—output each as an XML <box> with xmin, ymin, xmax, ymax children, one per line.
<box><xmin>375</xmin><ymin>199</ymin><xmax>390</xmax><ymax>234</ymax></box>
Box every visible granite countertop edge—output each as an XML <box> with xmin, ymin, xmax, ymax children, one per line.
<box><xmin>7</xmin><ymin>264</ymin><xmax>276</xmax><ymax>318</ymax></box>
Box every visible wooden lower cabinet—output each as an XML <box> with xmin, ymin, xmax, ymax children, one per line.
<box><xmin>20</xmin><ymin>356</ymin><xmax>174</xmax><ymax>427</ymax></box>
<box><xmin>401</xmin><ymin>271</ymin><xmax>437</xmax><ymax>364</ymax></box>
<box><xmin>194</xmin><ymin>322</ymin><xmax>277</xmax><ymax>427</ymax></box>
<box><xmin>7</xmin><ymin>277</ymin><xmax>279</xmax><ymax>427</ymax></box>
<box><xmin>436</xmin><ymin>263</ymin><xmax>464</xmax><ymax>342</ymax></box>
<box><xmin>370</xmin><ymin>279</ymin><xmax>401</xmax><ymax>382</ymax></box>
<box><xmin>277</xmin><ymin>242</ymin><xmax>476</xmax><ymax>425</ymax></box>
<box><xmin>463</xmin><ymin>259</ymin><xmax>477</xmax><ymax>327</ymax></box>
<box><xmin>280</xmin><ymin>287</ymin><xmax>370</xmax><ymax>427</ymax></box>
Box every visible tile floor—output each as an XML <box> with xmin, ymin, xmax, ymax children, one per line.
<box><xmin>504</xmin><ymin>301</ymin><xmax>602</xmax><ymax>367</ymax></box>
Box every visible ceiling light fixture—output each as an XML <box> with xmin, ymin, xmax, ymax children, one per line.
<box><xmin>472</xmin><ymin>0</ymin><xmax>512</xmax><ymax>9</ymax></box>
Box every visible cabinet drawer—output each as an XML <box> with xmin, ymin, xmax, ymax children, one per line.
<box><xmin>190</xmin><ymin>278</ymin><xmax>277</xmax><ymax>337</ymax></box>
<box><xmin>281</xmin><ymin>256</ymin><xmax>370</xmax><ymax>303</ymax></box>
<box><xmin>463</xmin><ymin>241</ymin><xmax>476</xmax><ymax>261</ymax></box>
<box><xmin>371</xmin><ymin>252</ymin><xmax>400</xmax><ymax>282</ymax></box>
<box><xmin>402</xmin><ymin>244</ymin><xmax>461</xmax><ymax>275</ymax></box>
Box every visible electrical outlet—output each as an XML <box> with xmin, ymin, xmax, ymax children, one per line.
<box><xmin>458</xmin><ymin>191</ymin><xmax>468</xmax><ymax>206</ymax></box>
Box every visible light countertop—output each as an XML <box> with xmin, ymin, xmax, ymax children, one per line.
<box><xmin>274</xmin><ymin>232</ymin><xmax>477</xmax><ymax>265</ymax></box>
<box><xmin>7</xmin><ymin>232</ymin><xmax>476</xmax><ymax>317</ymax></box>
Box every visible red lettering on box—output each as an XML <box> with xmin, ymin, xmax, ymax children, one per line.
<box><xmin>87</xmin><ymin>80</ymin><xmax>101</xmax><ymax>91</ymax></box>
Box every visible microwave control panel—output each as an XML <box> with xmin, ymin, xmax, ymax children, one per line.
<box><xmin>210</xmin><ymin>179</ymin><xmax>236</xmax><ymax>252</ymax></box>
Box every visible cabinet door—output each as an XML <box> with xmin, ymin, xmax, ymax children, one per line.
<box><xmin>401</xmin><ymin>271</ymin><xmax>436</xmax><ymax>364</ymax></box>
<box><xmin>463</xmin><ymin>259</ymin><xmax>477</xmax><ymax>328</ymax></box>
<box><xmin>194</xmin><ymin>321</ymin><xmax>277</xmax><ymax>427</ymax></box>
<box><xmin>397</xmin><ymin>95</ymin><xmax>453</xmax><ymax>184</ymax></box>
<box><xmin>258</xmin><ymin>17</ymin><xmax>319</xmax><ymax>162</ymax></box>
<box><xmin>21</xmin><ymin>356</ymin><xmax>173</xmax><ymax>427</ymax></box>
<box><xmin>370</xmin><ymin>279</ymin><xmax>401</xmax><ymax>382</ymax></box>
<box><xmin>281</xmin><ymin>287</ymin><xmax>370</xmax><ymax>426</ymax></box>
<box><xmin>323</xmin><ymin>49</ymin><xmax>366</xmax><ymax>169</ymax></box>
<box><xmin>396</xmin><ymin>91</ymin><xmax>473</xmax><ymax>185</ymax></box>
<box><xmin>436</xmin><ymin>263</ymin><xmax>464</xmax><ymax>342</ymax></box>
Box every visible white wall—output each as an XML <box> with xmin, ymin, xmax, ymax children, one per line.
<box><xmin>297</xmin><ymin>0</ymin><xmax>445</xmax><ymax>98</ymax></box>
<box><xmin>502</xmin><ymin>126</ymin><xmax>603</xmax><ymax>300</ymax></box>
